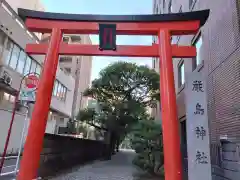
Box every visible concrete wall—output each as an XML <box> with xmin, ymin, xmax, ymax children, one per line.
<box><xmin>38</xmin><ymin>134</ymin><xmax>107</xmax><ymax>178</ymax></box>
<box><xmin>0</xmin><ymin>105</ymin><xmax>68</xmax><ymax>155</ymax></box>
<box><xmin>0</xmin><ymin>108</ymin><xmax>27</xmax><ymax>155</ymax></box>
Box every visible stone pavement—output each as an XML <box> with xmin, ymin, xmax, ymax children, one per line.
<box><xmin>49</xmin><ymin>149</ymin><xmax>138</xmax><ymax>180</ymax></box>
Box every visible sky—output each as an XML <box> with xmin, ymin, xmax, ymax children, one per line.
<box><xmin>41</xmin><ymin>0</ymin><xmax>154</xmax><ymax>80</ymax></box>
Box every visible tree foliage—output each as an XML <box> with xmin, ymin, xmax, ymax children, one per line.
<box><xmin>84</xmin><ymin>61</ymin><xmax>160</xmax><ymax>106</ymax></box>
<box><xmin>76</xmin><ymin>61</ymin><xmax>160</xmax><ymax>157</ymax></box>
<box><xmin>77</xmin><ymin>62</ymin><xmax>159</xmax><ymax>133</ymax></box>
<box><xmin>130</xmin><ymin>118</ymin><xmax>164</xmax><ymax>176</ymax></box>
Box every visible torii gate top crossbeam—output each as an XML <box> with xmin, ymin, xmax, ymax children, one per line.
<box><xmin>18</xmin><ymin>8</ymin><xmax>209</xmax><ymax>35</ymax></box>
<box><xmin>18</xmin><ymin>8</ymin><xmax>209</xmax><ymax>25</ymax></box>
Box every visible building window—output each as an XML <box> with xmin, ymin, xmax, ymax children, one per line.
<box><xmin>0</xmin><ymin>30</ymin><xmax>6</xmax><ymax>54</ymax></box>
<box><xmin>30</xmin><ymin>60</ymin><xmax>37</xmax><ymax>73</ymax></box>
<box><xmin>53</xmin><ymin>81</ymin><xmax>58</xmax><ymax>96</ymax></box>
<box><xmin>60</xmin><ymin>86</ymin><xmax>64</xmax><ymax>100</ymax></box>
<box><xmin>57</xmin><ymin>82</ymin><xmax>62</xmax><ymax>97</ymax></box>
<box><xmin>16</xmin><ymin>50</ymin><xmax>27</xmax><ymax>74</ymax></box>
<box><xmin>60</xmin><ymin>85</ymin><xmax>64</xmax><ymax>99</ymax></box>
<box><xmin>168</xmin><ymin>0</ymin><xmax>172</xmax><ymax>13</ymax></box>
<box><xmin>3</xmin><ymin>39</ymin><xmax>13</xmax><ymax>65</ymax></box>
<box><xmin>62</xmin><ymin>87</ymin><xmax>67</xmax><ymax>100</ymax></box>
<box><xmin>1</xmin><ymin>36</ymin><xmax>43</xmax><ymax>78</ymax></box>
<box><xmin>153</xmin><ymin>36</ymin><xmax>158</xmax><ymax>44</ymax></box>
<box><xmin>3</xmin><ymin>92</ymin><xmax>15</xmax><ymax>103</ymax></box>
<box><xmin>65</xmin><ymin>68</ymin><xmax>71</xmax><ymax>74</ymax></box>
<box><xmin>189</xmin><ymin>0</ymin><xmax>196</xmax><ymax>9</ymax></box>
<box><xmin>155</xmin><ymin>4</ymin><xmax>161</xmax><ymax>14</ymax></box>
<box><xmin>59</xmin><ymin>56</ymin><xmax>72</xmax><ymax>63</ymax></box>
<box><xmin>192</xmin><ymin>34</ymin><xmax>203</xmax><ymax>70</ymax></box>
<box><xmin>53</xmin><ymin>80</ymin><xmax>67</xmax><ymax>101</ymax></box>
<box><xmin>62</xmin><ymin>36</ymin><xmax>70</xmax><ymax>43</ymax></box>
<box><xmin>177</xmin><ymin>36</ymin><xmax>181</xmax><ymax>44</ymax></box>
<box><xmin>179</xmin><ymin>5</ymin><xmax>182</xmax><ymax>12</ymax></box>
<box><xmin>36</xmin><ymin>64</ymin><xmax>42</xmax><ymax>75</ymax></box>
<box><xmin>3</xmin><ymin>92</ymin><xmax>10</xmax><ymax>101</ymax></box>
<box><xmin>153</xmin><ymin>58</ymin><xmax>156</xmax><ymax>68</ymax></box>
<box><xmin>23</xmin><ymin>56</ymin><xmax>31</xmax><ymax>75</ymax></box>
<box><xmin>9</xmin><ymin>44</ymin><xmax>20</xmax><ymax>70</ymax></box>
<box><xmin>178</xmin><ymin>60</ymin><xmax>185</xmax><ymax>87</ymax></box>
<box><xmin>163</xmin><ymin>0</ymin><xmax>165</xmax><ymax>9</ymax></box>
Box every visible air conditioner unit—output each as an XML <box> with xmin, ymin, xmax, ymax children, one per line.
<box><xmin>0</xmin><ymin>70</ymin><xmax>12</xmax><ymax>86</ymax></box>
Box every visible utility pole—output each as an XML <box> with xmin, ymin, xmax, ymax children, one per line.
<box><xmin>76</xmin><ymin>92</ymin><xmax>83</xmax><ymax>135</ymax></box>
<box><xmin>71</xmin><ymin>56</ymin><xmax>82</xmax><ymax>122</ymax></box>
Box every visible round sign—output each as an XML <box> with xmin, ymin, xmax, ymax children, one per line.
<box><xmin>25</xmin><ymin>75</ymin><xmax>39</xmax><ymax>89</ymax></box>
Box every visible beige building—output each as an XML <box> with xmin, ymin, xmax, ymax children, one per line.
<box><xmin>0</xmin><ymin>0</ymin><xmax>75</xmax><ymax>154</ymax></box>
<box><xmin>153</xmin><ymin>0</ymin><xmax>240</xmax><ymax>179</ymax></box>
<box><xmin>60</xmin><ymin>35</ymin><xmax>92</xmax><ymax>118</ymax></box>
<box><xmin>42</xmin><ymin>34</ymin><xmax>93</xmax><ymax>119</ymax></box>
<box><xmin>4</xmin><ymin>0</ymin><xmax>44</xmax><ymax>12</ymax></box>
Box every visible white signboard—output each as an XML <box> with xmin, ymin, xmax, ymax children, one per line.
<box><xmin>19</xmin><ymin>89</ymin><xmax>36</xmax><ymax>102</ymax></box>
<box><xmin>19</xmin><ymin>74</ymin><xmax>39</xmax><ymax>102</ymax></box>
<box><xmin>185</xmin><ymin>72</ymin><xmax>212</xmax><ymax>180</ymax></box>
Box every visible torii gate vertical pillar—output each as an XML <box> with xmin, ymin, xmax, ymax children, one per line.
<box><xmin>158</xmin><ymin>29</ymin><xmax>182</xmax><ymax>180</ymax></box>
<box><xmin>17</xmin><ymin>28</ymin><xmax>62</xmax><ymax>180</ymax></box>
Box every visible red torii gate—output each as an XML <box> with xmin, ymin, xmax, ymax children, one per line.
<box><xmin>17</xmin><ymin>8</ymin><xmax>209</xmax><ymax>180</ymax></box>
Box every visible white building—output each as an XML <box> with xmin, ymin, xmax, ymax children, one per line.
<box><xmin>0</xmin><ymin>0</ymin><xmax>75</xmax><ymax>154</ymax></box>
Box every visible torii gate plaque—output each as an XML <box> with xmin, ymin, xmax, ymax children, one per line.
<box><xmin>17</xmin><ymin>8</ymin><xmax>209</xmax><ymax>180</ymax></box>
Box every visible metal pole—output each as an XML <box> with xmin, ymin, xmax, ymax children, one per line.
<box><xmin>0</xmin><ymin>72</ymin><xmax>39</xmax><ymax>174</ymax></box>
<box><xmin>14</xmin><ymin>105</ymin><xmax>29</xmax><ymax>174</ymax></box>
<box><xmin>0</xmin><ymin>92</ymin><xmax>19</xmax><ymax>174</ymax></box>
<box><xmin>17</xmin><ymin>28</ymin><xmax>62</xmax><ymax>180</ymax></box>
<box><xmin>158</xmin><ymin>29</ymin><xmax>182</xmax><ymax>180</ymax></box>
<box><xmin>71</xmin><ymin>57</ymin><xmax>82</xmax><ymax>121</ymax></box>
<box><xmin>78</xmin><ymin>92</ymin><xmax>83</xmax><ymax>134</ymax></box>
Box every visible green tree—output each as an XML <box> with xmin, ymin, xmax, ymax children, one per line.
<box><xmin>130</xmin><ymin>118</ymin><xmax>164</xmax><ymax>176</ymax></box>
<box><xmin>76</xmin><ymin>62</ymin><xmax>160</xmax><ymax>155</ymax></box>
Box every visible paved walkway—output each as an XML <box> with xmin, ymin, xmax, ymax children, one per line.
<box><xmin>49</xmin><ymin>150</ymin><xmax>138</xmax><ymax>180</ymax></box>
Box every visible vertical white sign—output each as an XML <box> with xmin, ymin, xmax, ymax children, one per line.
<box><xmin>185</xmin><ymin>72</ymin><xmax>212</xmax><ymax>180</ymax></box>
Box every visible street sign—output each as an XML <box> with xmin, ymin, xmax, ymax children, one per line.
<box><xmin>19</xmin><ymin>74</ymin><xmax>39</xmax><ymax>102</ymax></box>
<box><xmin>25</xmin><ymin>75</ymin><xmax>39</xmax><ymax>89</ymax></box>
<box><xmin>185</xmin><ymin>71</ymin><xmax>212</xmax><ymax>180</ymax></box>
<box><xmin>99</xmin><ymin>24</ymin><xmax>117</xmax><ymax>51</ymax></box>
